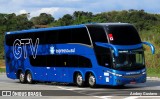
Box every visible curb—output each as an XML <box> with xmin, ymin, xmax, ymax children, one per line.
<box><xmin>0</xmin><ymin>72</ymin><xmax>6</xmax><ymax>74</ymax></box>
<box><xmin>147</xmin><ymin>77</ymin><xmax>160</xmax><ymax>80</ymax></box>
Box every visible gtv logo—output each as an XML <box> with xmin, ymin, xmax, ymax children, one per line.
<box><xmin>13</xmin><ymin>38</ymin><xmax>39</xmax><ymax>59</ymax></box>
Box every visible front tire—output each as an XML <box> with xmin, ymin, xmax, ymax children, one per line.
<box><xmin>75</xmin><ymin>73</ymin><xmax>84</xmax><ymax>87</ymax></box>
<box><xmin>88</xmin><ymin>73</ymin><xmax>96</xmax><ymax>88</ymax></box>
<box><xmin>19</xmin><ymin>71</ymin><xmax>26</xmax><ymax>83</ymax></box>
<box><xmin>26</xmin><ymin>71</ymin><xmax>34</xmax><ymax>84</ymax></box>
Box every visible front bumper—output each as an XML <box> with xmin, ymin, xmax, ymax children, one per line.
<box><xmin>112</xmin><ymin>73</ymin><xmax>146</xmax><ymax>86</ymax></box>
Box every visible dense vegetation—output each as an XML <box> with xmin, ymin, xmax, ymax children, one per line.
<box><xmin>0</xmin><ymin>9</ymin><xmax>160</xmax><ymax>75</ymax></box>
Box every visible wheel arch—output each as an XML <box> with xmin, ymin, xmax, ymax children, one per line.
<box><xmin>16</xmin><ymin>69</ymin><xmax>23</xmax><ymax>79</ymax></box>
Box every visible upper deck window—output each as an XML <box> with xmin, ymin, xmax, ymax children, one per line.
<box><xmin>87</xmin><ymin>25</ymin><xmax>108</xmax><ymax>43</ymax></box>
<box><xmin>5</xmin><ymin>27</ymin><xmax>91</xmax><ymax>46</ymax></box>
<box><xmin>106</xmin><ymin>25</ymin><xmax>141</xmax><ymax>45</ymax></box>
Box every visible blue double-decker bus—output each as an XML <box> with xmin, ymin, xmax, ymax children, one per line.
<box><xmin>4</xmin><ymin>23</ymin><xmax>155</xmax><ymax>87</ymax></box>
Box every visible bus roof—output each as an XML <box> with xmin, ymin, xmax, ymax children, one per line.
<box><xmin>86</xmin><ymin>22</ymin><xmax>129</xmax><ymax>26</ymax></box>
<box><xmin>6</xmin><ymin>22</ymin><xmax>130</xmax><ymax>35</ymax></box>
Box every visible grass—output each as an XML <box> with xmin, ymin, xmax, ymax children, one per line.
<box><xmin>147</xmin><ymin>67</ymin><xmax>160</xmax><ymax>78</ymax></box>
<box><xmin>143</xmin><ymin>40</ymin><xmax>160</xmax><ymax>78</ymax></box>
<box><xmin>0</xmin><ymin>68</ymin><xmax>5</xmax><ymax>73</ymax></box>
<box><xmin>0</xmin><ymin>59</ymin><xmax>5</xmax><ymax>73</ymax></box>
<box><xmin>145</xmin><ymin>54</ymin><xmax>160</xmax><ymax>78</ymax></box>
<box><xmin>0</xmin><ymin>59</ymin><xmax>5</xmax><ymax>68</ymax></box>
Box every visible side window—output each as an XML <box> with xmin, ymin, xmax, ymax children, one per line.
<box><xmin>95</xmin><ymin>46</ymin><xmax>112</xmax><ymax>67</ymax></box>
<box><xmin>71</xmin><ymin>28</ymin><xmax>91</xmax><ymax>45</ymax></box>
<box><xmin>67</xmin><ymin>55</ymin><xmax>92</xmax><ymax>67</ymax></box>
<box><xmin>33</xmin><ymin>32</ymin><xmax>45</xmax><ymax>44</ymax></box>
<box><xmin>87</xmin><ymin>26</ymin><xmax>108</xmax><ymax>43</ymax></box>
<box><xmin>6</xmin><ymin>34</ymin><xmax>14</xmax><ymax>46</ymax></box>
<box><xmin>6</xmin><ymin>32</ymin><xmax>45</xmax><ymax>46</ymax></box>
<box><xmin>29</xmin><ymin>55</ymin><xmax>92</xmax><ymax>68</ymax></box>
<box><xmin>29</xmin><ymin>55</ymin><xmax>47</xmax><ymax>66</ymax></box>
<box><xmin>6</xmin><ymin>33</ymin><xmax>33</xmax><ymax>46</ymax></box>
<box><xmin>99</xmin><ymin>53</ymin><xmax>112</xmax><ymax>67</ymax></box>
<box><xmin>45</xmin><ymin>30</ymin><xmax>58</xmax><ymax>44</ymax></box>
<box><xmin>78</xmin><ymin>55</ymin><xmax>92</xmax><ymax>67</ymax></box>
<box><xmin>87</xmin><ymin>25</ymin><xmax>112</xmax><ymax>68</ymax></box>
<box><xmin>58</xmin><ymin>29</ymin><xmax>71</xmax><ymax>44</ymax></box>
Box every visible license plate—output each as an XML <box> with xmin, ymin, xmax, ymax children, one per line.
<box><xmin>130</xmin><ymin>82</ymin><xmax>136</xmax><ymax>84</ymax></box>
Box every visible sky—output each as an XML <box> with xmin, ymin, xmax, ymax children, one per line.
<box><xmin>0</xmin><ymin>0</ymin><xmax>160</xmax><ymax>19</ymax></box>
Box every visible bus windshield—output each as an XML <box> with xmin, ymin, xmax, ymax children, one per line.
<box><xmin>113</xmin><ymin>50</ymin><xmax>145</xmax><ymax>71</ymax></box>
<box><xmin>107</xmin><ymin>25</ymin><xmax>141</xmax><ymax>45</ymax></box>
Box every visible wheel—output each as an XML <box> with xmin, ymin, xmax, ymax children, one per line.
<box><xmin>19</xmin><ymin>71</ymin><xmax>26</xmax><ymax>83</ymax></box>
<box><xmin>75</xmin><ymin>73</ymin><xmax>84</xmax><ymax>87</ymax></box>
<box><xmin>26</xmin><ymin>71</ymin><xmax>34</xmax><ymax>84</ymax></box>
<box><xmin>88</xmin><ymin>73</ymin><xmax>96</xmax><ymax>88</ymax></box>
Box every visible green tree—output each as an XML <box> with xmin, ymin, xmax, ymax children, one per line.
<box><xmin>59</xmin><ymin>14</ymin><xmax>73</xmax><ymax>26</ymax></box>
<box><xmin>73</xmin><ymin>11</ymin><xmax>93</xmax><ymax>24</ymax></box>
<box><xmin>31</xmin><ymin>13</ymin><xmax>54</xmax><ymax>25</ymax></box>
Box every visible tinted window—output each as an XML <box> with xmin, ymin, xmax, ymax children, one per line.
<box><xmin>6</xmin><ymin>27</ymin><xmax>91</xmax><ymax>46</ymax></box>
<box><xmin>45</xmin><ymin>30</ymin><xmax>58</xmax><ymax>44</ymax></box>
<box><xmin>87</xmin><ymin>25</ymin><xmax>112</xmax><ymax>67</ymax></box>
<box><xmin>71</xmin><ymin>28</ymin><xmax>91</xmax><ymax>45</ymax></box>
<box><xmin>29</xmin><ymin>55</ymin><xmax>92</xmax><ymax>68</ymax></box>
<box><xmin>6</xmin><ymin>31</ymin><xmax>46</xmax><ymax>46</ymax></box>
<box><xmin>94</xmin><ymin>46</ymin><xmax>112</xmax><ymax>67</ymax></box>
<box><xmin>107</xmin><ymin>25</ymin><xmax>141</xmax><ymax>45</ymax></box>
<box><xmin>58</xmin><ymin>29</ymin><xmax>71</xmax><ymax>44</ymax></box>
<box><xmin>87</xmin><ymin>25</ymin><xmax>108</xmax><ymax>43</ymax></box>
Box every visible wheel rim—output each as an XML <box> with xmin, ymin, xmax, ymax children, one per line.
<box><xmin>89</xmin><ymin>75</ymin><xmax>95</xmax><ymax>86</ymax></box>
<box><xmin>19</xmin><ymin>73</ymin><xmax>24</xmax><ymax>82</ymax></box>
<box><xmin>76</xmin><ymin>74</ymin><xmax>83</xmax><ymax>86</ymax></box>
<box><xmin>27</xmin><ymin>73</ymin><xmax>32</xmax><ymax>83</ymax></box>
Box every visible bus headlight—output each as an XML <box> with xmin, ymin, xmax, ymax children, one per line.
<box><xmin>114</xmin><ymin>73</ymin><xmax>122</xmax><ymax>77</ymax></box>
<box><xmin>142</xmin><ymin>72</ymin><xmax>146</xmax><ymax>74</ymax></box>
<box><xmin>107</xmin><ymin>71</ymin><xmax>122</xmax><ymax>77</ymax></box>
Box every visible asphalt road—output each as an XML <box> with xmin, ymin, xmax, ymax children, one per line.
<box><xmin>0</xmin><ymin>74</ymin><xmax>160</xmax><ymax>99</ymax></box>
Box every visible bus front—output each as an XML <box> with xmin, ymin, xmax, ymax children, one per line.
<box><xmin>95</xmin><ymin>24</ymin><xmax>155</xmax><ymax>86</ymax></box>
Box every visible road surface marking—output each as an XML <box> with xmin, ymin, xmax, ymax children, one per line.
<box><xmin>94</xmin><ymin>96</ymin><xmax>112</xmax><ymax>99</ymax></box>
<box><xmin>124</xmin><ymin>96</ymin><xmax>160</xmax><ymax>99</ymax></box>
<box><xmin>57</xmin><ymin>86</ymin><xmax>113</xmax><ymax>99</ymax></box>
<box><xmin>124</xmin><ymin>96</ymin><xmax>139</xmax><ymax>99</ymax></box>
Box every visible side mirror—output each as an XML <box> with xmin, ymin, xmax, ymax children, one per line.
<box><xmin>142</xmin><ymin>42</ymin><xmax>155</xmax><ymax>54</ymax></box>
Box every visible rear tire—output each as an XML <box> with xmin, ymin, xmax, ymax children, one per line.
<box><xmin>19</xmin><ymin>71</ymin><xmax>26</xmax><ymax>83</ymax></box>
<box><xmin>88</xmin><ymin>73</ymin><xmax>96</xmax><ymax>88</ymax></box>
<box><xmin>75</xmin><ymin>73</ymin><xmax>84</xmax><ymax>87</ymax></box>
<box><xmin>26</xmin><ymin>71</ymin><xmax>34</xmax><ymax>84</ymax></box>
